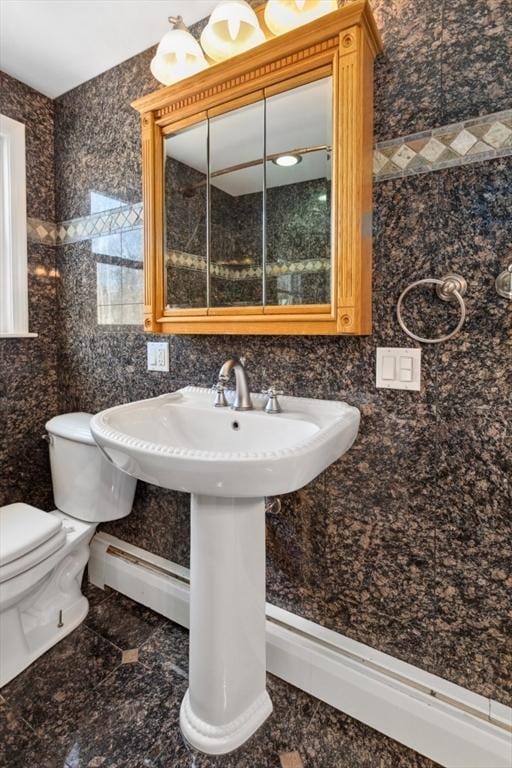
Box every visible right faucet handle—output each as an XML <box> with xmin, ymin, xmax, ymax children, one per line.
<box><xmin>262</xmin><ymin>387</ymin><xmax>284</xmax><ymax>414</ymax></box>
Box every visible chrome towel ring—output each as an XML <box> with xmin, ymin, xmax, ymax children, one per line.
<box><xmin>396</xmin><ymin>273</ymin><xmax>467</xmax><ymax>344</ymax></box>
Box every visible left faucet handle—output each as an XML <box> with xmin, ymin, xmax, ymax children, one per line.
<box><xmin>213</xmin><ymin>381</ymin><xmax>228</xmax><ymax>408</ymax></box>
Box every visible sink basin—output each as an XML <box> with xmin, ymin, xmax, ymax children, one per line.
<box><xmin>90</xmin><ymin>386</ymin><xmax>360</xmax><ymax>498</ymax></box>
<box><xmin>91</xmin><ymin>385</ymin><xmax>360</xmax><ymax>756</ymax></box>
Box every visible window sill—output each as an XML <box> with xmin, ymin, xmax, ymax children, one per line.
<box><xmin>0</xmin><ymin>332</ymin><xmax>38</xmax><ymax>338</ymax></box>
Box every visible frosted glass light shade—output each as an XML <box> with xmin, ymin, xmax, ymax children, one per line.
<box><xmin>151</xmin><ymin>28</ymin><xmax>208</xmax><ymax>86</ymax></box>
<box><xmin>264</xmin><ymin>0</ymin><xmax>338</xmax><ymax>36</ymax></box>
<box><xmin>200</xmin><ymin>0</ymin><xmax>266</xmax><ymax>63</ymax></box>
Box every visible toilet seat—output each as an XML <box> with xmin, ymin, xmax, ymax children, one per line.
<box><xmin>0</xmin><ymin>503</ymin><xmax>67</xmax><ymax>583</ymax></box>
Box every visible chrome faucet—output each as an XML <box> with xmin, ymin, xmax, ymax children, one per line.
<box><xmin>217</xmin><ymin>357</ymin><xmax>253</xmax><ymax>411</ymax></box>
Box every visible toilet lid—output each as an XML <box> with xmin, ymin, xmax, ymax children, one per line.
<box><xmin>0</xmin><ymin>527</ymin><xmax>67</xmax><ymax>583</ymax></box>
<box><xmin>0</xmin><ymin>503</ymin><xmax>64</xmax><ymax>565</ymax></box>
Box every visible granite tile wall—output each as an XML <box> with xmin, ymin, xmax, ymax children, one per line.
<box><xmin>49</xmin><ymin>0</ymin><xmax>512</xmax><ymax>710</ymax></box>
<box><xmin>0</xmin><ymin>72</ymin><xmax>58</xmax><ymax>509</ymax></box>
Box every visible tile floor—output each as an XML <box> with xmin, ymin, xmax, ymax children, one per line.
<box><xmin>1</xmin><ymin>581</ymin><xmax>440</xmax><ymax>768</ymax></box>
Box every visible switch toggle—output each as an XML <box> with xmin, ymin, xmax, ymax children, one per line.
<box><xmin>399</xmin><ymin>356</ymin><xmax>413</xmax><ymax>382</ymax></box>
<box><xmin>382</xmin><ymin>355</ymin><xmax>396</xmax><ymax>380</ymax></box>
<box><xmin>376</xmin><ymin>347</ymin><xmax>421</xmax><ymax>391</ymax></box>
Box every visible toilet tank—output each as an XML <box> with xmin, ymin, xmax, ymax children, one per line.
<box><xmin>45</xmin><ymin>413</ymin><xmax>136</xmax><ymax>523</ymax></box>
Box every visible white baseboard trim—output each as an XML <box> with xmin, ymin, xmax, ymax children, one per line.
<box><xmin>88</xmin><ymin>533</ymin><xmax>511</xmax><ymax>768</ymax></box>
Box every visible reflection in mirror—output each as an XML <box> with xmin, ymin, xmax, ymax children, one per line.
<box><xmin>92</xmin><ymin>192</ymin><xmax>144</xmax><ymax>325</ymax></box>
<box><xmin>164</xmin><ymin>121</ymin><xmax>208</xmax><ymax>309</ymax></box>
<box><xmin>265</xmin><ymin>77</ymin><xmax>332</xmax><ymax>305</ymax></box>
<box><xmin>209</xmin><ymin>101</ymin><xmax>264</xmax><ymax>307</ymax></box>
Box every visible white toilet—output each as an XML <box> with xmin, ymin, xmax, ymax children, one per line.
<box><xmin>0</xmin><ymin>412</ymin><xmax>136</xmax><ymax>687</ymax></box>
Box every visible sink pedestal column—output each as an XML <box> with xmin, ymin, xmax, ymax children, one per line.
<box><xmin>180</xmin><ymin>494</ymin><xmax>272</xmax><ymax>755</ymax></box>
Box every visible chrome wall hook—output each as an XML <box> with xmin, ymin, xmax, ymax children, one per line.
<box><xmin>495</xmin><ymin>264</ymin><xmax>512</xmax><ymax>300</ymax></box>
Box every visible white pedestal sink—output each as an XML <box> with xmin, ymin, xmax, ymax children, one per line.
<box><xmin>91</xmin><ymin>386</ymin><xmax>359</xmax><ymax>754</ymax></box>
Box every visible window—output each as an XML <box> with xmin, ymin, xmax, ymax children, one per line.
<box><xmin>91</xmin><ymin>192</ymin><xmax>143</xmax><ymax>326</ymax></box>
<box><xmin>0</xmin><ymin>113</ymin><xmax>32</xmax><ymax>336</ymax></box>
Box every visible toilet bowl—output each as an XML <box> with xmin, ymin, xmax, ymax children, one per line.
<box><xmin>0</xmin><ymin>412</ymin><xmax>136</xmax><ymax>688</ymax></box>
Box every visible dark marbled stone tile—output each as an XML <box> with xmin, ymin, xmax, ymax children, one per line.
<box><xmin>321</xmin><ymin>492</ymin><xmax>437</xmax><ymax>674</ymax></box>
<box><xmin>0</xmin><ymin>73</ymin><xmax>58</xmax><ymax>511</ymax></box>
<box><xmin>371</xmin><ymin>0</ymin><xmax>512</xmax><ymax>140</ymax></box>
<box><xmin>0</xmin><ymin>247</ymin><xmax>58</xmax><ymax>506</ymax></box>
<box><xmin>326</xmin><ymin>404</ymin><xmax>437</xmax><ymax>516</ymax></box>
<box><xmin>85</xmin><ymin>591</ymin><xmax>167</xmax><ymax>650</ymax></box>
<box><xmin>324</xmin><ymin>503</ymin><xmax>435</xmax><ymax>621</ymax></box>
<box><xmin>138</xmin><ymin>621</ymin><xmax>189</xmax><ymax>677</ymax></box>
<box><xmin>376</xmin><ymin>156</ymin><xmax>512</xmax><ymax>311</ymax></box>
<box><xmin>266</xmin><ymin>473</ymin><xmax>329</xmax><ymax>595</ymax></box>
<box><xmin>0</xmin><ymin>72</ymin><xmax>55</xmax><ymax>221</ymax></box>
<box><xmin>265</xmin><ymin>571</ymin><xmax>327</xmax><ymax>629</ymax></box>
<box><xmin>43</xmin><ymin>663</ymin><xmax>188</xmax><ymax>768</ymax></box>
<box><xmin>56</xmin><ymin>242</ymin><xmax>97</xmax><ymax>336</ymax></box>
<box><xmin>54</xmin><ymin>48</ymin><xmax>158</xmax><ymax>221</ymax></box>
<box><xmin>9</xmin><ymin>738</ymin><xmax>72</xmax><ymax>768</ymax></box>
<box><xmin>0</xmin><ymin>694</ymin><xmax>37</xmax><ymax>767</ymax></box>
<box><xmin>440</xmin><ymin>0</ymin><xmax>512</xmax><ymax>124</ymax></box>
<box><xmin>1</xmin><ymin>625</ymin><xmax>120</xmax><ymax>736</ymax></box>
<box><xmin>435</xmin><ymin>408</ymin><xmax>511</xmax><ymax>529</ymax></box>
<box><xmin>431</xmin><ymin>158</ymin><xmax>512</xmax><ymax>306</ymax></box>
<box><xmin>340</xmin><ymin>608</ymin><xmax>436</xmax><ymax>675</ymax></box>
<box><xmin>373</xmin><ymin>171</ymin><xmax>444</xmax><ymax>297</ymax></box>
<box><xmin>432</xmin><ymin>548</ymin><xmax>512</xmax><ymax>706</ymax></box>
<box><xmin>433</xmin><ymin>515</ymin><xmax>512</xmax><ymax>706</ymax></box>
<box><xmin>371</xmin><ymin>0</ymin><xmax>443</xmax><ymax>140</ymax></box>
<box><xmin>431</xmin><ymin>409</ymin><xmax>511</xmax><ymax>704</ymax></box>
<box><xmin>432</xmin><ymin>158</ymin><xmax>512</xmax><ymax>417</ymax></box>
<box><xmin>101</xmin><ymin>482</ymin><xmax>191</xmax><ymax>567</ymax></box>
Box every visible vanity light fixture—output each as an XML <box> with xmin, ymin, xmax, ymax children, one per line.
<box><xmin>150</xmin><ymin>16</ymin><xmax>208</xmax><ymax>86</ymax></box>
<box><xmin>200</xmin><ymin>0</ymin><xmax>266</xmax><ymax>63</ymax></box>
<box><xmin>272</xmin><ymin>153</ymin><xmax>302</xmax><ymax>167</ymax></box>
<box><xmin>264</xmin><ymin>0</ymin><xmax>338</xmax><ymax>36</ymax></box>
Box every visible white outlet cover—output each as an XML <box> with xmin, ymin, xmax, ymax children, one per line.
<box><xmin>376</xmin><ymin>347</ymin><xmax>421</xmax><ymax>391</ymax></box>
<box><xmin>147</xmin><ymin>341</ymin><xmax>169</xmax><ymax>372</ymax></box>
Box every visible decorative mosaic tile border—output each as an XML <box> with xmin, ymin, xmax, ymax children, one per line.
<box><xmin>167</xmin><ymin>250</ymin><xmax>330</xmax><ymax>280</ymax></box>
<box><xmin>28</xmin><ymin>202</ymin><xmax>143</xmax><ymax>247</ymax></box>
<box><xmin>27</xmin><ymin>217</ymin><xmax>57</xmax><ymax>245</ymax></box>
<box><xmin>373</xmin><ymin>109</ymin><xmax>512</xmax><ymax>181</ymax></box>
<box><xmin>27</xmin><ymin>111</ymin><xmax>512</xmax><ymax>247</ymax></box>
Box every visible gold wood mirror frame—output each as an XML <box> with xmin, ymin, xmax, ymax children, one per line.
<box><xmin>133</xmin><ymin>0</ymin><xmax>382</xmax><ymax>335</ymax></box>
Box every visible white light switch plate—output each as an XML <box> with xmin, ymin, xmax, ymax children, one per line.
<box><xmin>376</xmin><ymin>347</ymin><xmax>421</xmax><ymax>391</ymax></box>
<box><xmin>147</xmin><ymin>342</ymin><xmax>169</xmax><ymax>372</ymax></box>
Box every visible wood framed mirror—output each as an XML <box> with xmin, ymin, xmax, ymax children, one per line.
<box><xmin>133</xmin><ymin>0</ymin><xmax>382</xmax><ymax>335</ymax></box>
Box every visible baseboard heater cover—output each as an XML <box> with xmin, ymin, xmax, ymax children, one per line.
<box><xmin>88</xmin><ymin>533</ymin><xmax>511</xmax><ymax>768</ymax></box>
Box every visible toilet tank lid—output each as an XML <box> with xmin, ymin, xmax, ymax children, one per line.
<box><xmin>45</xmin><ymin>412</ymin><xmax>96</xmax><ymax>445</ymax></box>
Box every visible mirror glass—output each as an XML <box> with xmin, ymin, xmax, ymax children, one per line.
<box><xmin>265</xmin><ymin>77</ymin><xmax>332</xmax><ymax>306</ymax></box>
<box><xmin>209</xmin><ymin>100</ymin><xmax>264</xmax><ymax>308</ymax></box>
<box><xmin>164</xmin><ymin>120</ymin><xmax>208</xmax><ymax>309</ymax></box>
<box><xmin>162</xmin><ymin>75</ymin><xmax>332</xmax><ymax>311</ymax></box>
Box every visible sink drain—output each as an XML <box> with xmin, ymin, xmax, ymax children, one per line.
<box><xmin>231</xmin><ymin>421</ymin><xmax>240</xmax><ymax>431</ymax></box>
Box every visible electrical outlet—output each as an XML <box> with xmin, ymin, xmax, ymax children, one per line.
<box><xmin>147</xmin><ymin>342</ymin><xmax>169</xmax><ymax>372</ymax></box>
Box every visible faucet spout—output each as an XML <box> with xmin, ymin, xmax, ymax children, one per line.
<box><xmin>218</xmin><ymin>357</ymin><xmax>254</xmax><ymax>411</ymax></box>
